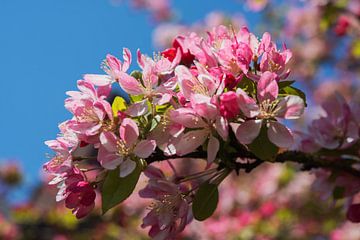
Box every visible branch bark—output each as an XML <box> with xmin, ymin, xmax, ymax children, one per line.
<box><xmin>146</xmin><ymin>149</ymin><xmax>360</xmax><ymax>178</ymax></box>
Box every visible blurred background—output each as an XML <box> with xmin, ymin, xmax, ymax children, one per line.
<box><xmin>0</xmin><ymin>0</ymin><xmax>360</xmax><ymax>239</ymax></box>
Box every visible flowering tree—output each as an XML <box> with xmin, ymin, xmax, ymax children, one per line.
<box><xmin>44</xmin><ymin>24</ymin><xmax>360</xmax><ymax>240</ymax></box>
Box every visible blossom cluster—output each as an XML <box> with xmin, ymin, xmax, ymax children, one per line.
<box><xmin>44</xmin><ymin>24</ymin><xmax>359</xmax><ymax>239</ymax></box>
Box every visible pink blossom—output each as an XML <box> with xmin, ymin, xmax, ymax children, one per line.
<box><xmin>139</xmin><ymin>166</ymin><xmax>192</xmax><ymax>240</ymax></box>
<box><xmin>308</xmin><ymin>94</ymin><xmax>359</xmax><ymax>149</ymax></box>
<box><xmin>170</xmin><ymin>94</ymin><xmax>228</xmax><ymax>163</ymax></box>
<box><xmin>98</xmin><ymin>118</ymin><xmax>156</xmax><ymax>177</ymax></box>
<box><xmin>83</xmin><ymin>48</ymin><xmax>132</xmax><ymax>87</ymax></box>
<box><xmin>65</xmin><ymin>181</ymin><xmax>96</xmax><ymax>219</ymax></box>
<box><xmin>232</xmin><ymin>71</ymin><xmax>304</xmax><ymax>148</ymax></box>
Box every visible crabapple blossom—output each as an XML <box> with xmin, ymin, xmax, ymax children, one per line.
<box><xmin>44</xmin><ymin>24</ymin><xmax>360</xmax><ymax>239</ymax></box>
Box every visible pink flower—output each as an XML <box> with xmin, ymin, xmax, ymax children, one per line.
<box><xmin>65</xmin><ymin>181</ymin><xmax>96</xmax><ymax>219</ymax></box>
<box><xmin>139</xmin><ymin>166</ymin><xmax>192</xmax><ymax>240</ymax></box>
<box><xmin>308</xmin><ymin>94</ymin><xmax>359</xmax><ymax>149</ymax></box>
<box><xmin>175</xmin><ymin>62</ymin><xmax>224</xmax><ymax>100</ymax></box>
<box><xmin>219</xmin><ymin>91</ymin><xmax>241</xmax><ymax>119</ymax></box>
<box><xmin>170</xmin><ymin>94</ymin><xmax>228</xmax><ymax>163</ymax></box>
<box><xmin>232</xmin><ymin>71</ymin><xmax>304</xmax><ymax>148</ymax></box>
<box><xmin>44</xmin><ymin>139</ymin><xmax>73</xmax><ymax>174</ymax></box>
<box><xmin>98</xmin><ymin>118</ymin><xmax>156</xmax><ymax>177</ymax></box>
<box><xmin>83</xmin><ymin>48</ymin><xmax>132</xmax><ymax>87</ymax></box>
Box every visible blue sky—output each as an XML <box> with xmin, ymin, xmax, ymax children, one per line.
<box><xmin>0</xmin><ymin>0</ymin><xmax>257</xmax><ymax>200</ymax></box>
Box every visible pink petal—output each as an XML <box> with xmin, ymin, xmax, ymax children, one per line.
<box><xmin>122</xmin><ymin>48</ymin><xmax>132</xmax><ymax>72</ymax></box>
<box><xmin>190</xmin><ymin>94</ymin><xmax>218</xmax><ymax>121</ymax></box>
<box><xmin>77</xmin><ymin>80</ymin><xmax>97</xmax><ymax>99</ymax></box>
<box><xmin>215</xmin><ymin>116</ymin><xmax>228</xmax><ymax>140</ymax></box>
<box><xmin>120</xmin><ymin>118</ymin><xmax>139</xmax><ymax>147</ymax></box>
<box><xmin>169</xmin><ymin>108</ymin><xmax>207</xmax><ymax>128</ymax></box>
<box><xmin>257</xmin><ymin>71</ymin><xmax>278</xmax><ymax>103</ymax></box>
<box><xmin>236</xmin><ymin>88</ymin><xmax>260</xmax><ymax>118</ymax></box>
<box><xmin>267</xmin><ymin>121</ymin><xmax>294</xmax><ymax>148</ymax></box>
<box><xmin>99</xmin><ymin>132</ymin><xmax>118</xmax><ymax>152</ymax></box>
<box><xmin>119</xmin><ymin>159</ymin><xmax>137</xmax><ymax>177</ymax></box>
<box><xmin>207</xmin><ymin>135</ymin><xmax>220</xmax><ymax>163</ymax></box>
<box><xmin>231</xmin><ymin>120</ymin><xmax>262</xmax><ymax>144</ymax></box>
<box><xmin>84</xmin><ymin>74</ymin><xmax>113</xmax><ymax>86</ymax></box>
<box><xmin>275</xmin><ymin>95</ymin><xmax>304</xmax><ymax>119</ymax></box>
<box><xmin>134</xmin><ymin>140</ymin><xmax>157</xmax><ymax>158</ymax></box>
<box><xmin>175</xmin><ymin>129</ymin><xmax>209</xmax><ymax>156</ymax></box>
<box><xmin>98</xmin><ymin>146</ymin><xmax>123</xmax><ymax>170</ymax></box>
<box><xmin>118</xmin><ymin>72</ymin><xmax>144</xmax><ymax>95</ymax></box>
<box><xmin>125</xmin><ymin>99</ymin><xmax>149</xmax><ymax>117</ymax></box>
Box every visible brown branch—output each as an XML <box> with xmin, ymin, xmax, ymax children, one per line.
<box><xmin>146</xmin><ymin>149</ymin><xmax>360</xmax><ymax>178</ymax></box>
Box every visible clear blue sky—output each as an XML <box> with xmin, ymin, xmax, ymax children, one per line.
<box><xmin>0</xmin><ymin>0</ymin><xmax>258</xmax><ymax>200</ymax></box>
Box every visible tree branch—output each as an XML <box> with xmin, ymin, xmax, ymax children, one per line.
<box><xmin>146</xmin><ymin>149</ymin><xmax>360</xmax><ymax>178</ymax></box>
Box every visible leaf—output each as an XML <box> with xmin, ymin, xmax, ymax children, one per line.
<box><xmin>130</xmin><ymin>94</ymin><xmax>144</xmax><ymax>103</ymax></box>
<box><xmin>130</xmin><ymin>70</ymin><xmax>142</xmax><ymax>80</ymax></box>
<box><xmin>101</xmin><ymin>163</ymin><xmax>142</xmax><ymax>214</ymax></box>
<box><xmin>192</xmin><ymin>182</ymin><xmax>219</xmax><ymax>221</ymax></box>
<box><xmin>278</xmin><ymin>80</ymin><xmax>295</xmax><ymax>89</ymax></box>
<box><xmin>248</xmin><ymin>124</ymin><xmax>279</xmax><ymax>161</ymax></box>
<box><xmin>112</xmin><ymin>96</ymin><xmax>127</xmax><ymax>116</ymax></box>
<box><xmin>333</xmin><ymin>186</ymin><xmax>345</xmax><ymax>200</ymax></box>
<box><xmin>238</xmin><ymin>76</ymin><xmax>256</xmax><ymax>96</ymax></box>
<box><xmin>279</xmin><ymin>86</ymin><xmax>307</xmax><ymax>107</ymax></box>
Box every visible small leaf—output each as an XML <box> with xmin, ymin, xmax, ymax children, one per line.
<box><xmin>248</xmin><ymin>124</ymin><xmax>279</xmax><ymax>161</ymax></box>
<box><xmin>112</xmin><ymin>96</ymin><xmax>127</xmax><ymax>116</ymax></box>
<box><xmin>130</xmin><ymin>94</ymin><xmax>144</xmax><ymax>103</ymax></box>
<box><xmin>333</xmin><ymin>186</ymin><xmax>345</xmax><ymax>200</ymax></box>
<box><xmin>101</xmin><ymin>163</ymin><xmax>141</xmax><ymax>214</ymax></box>
<box><xmin>278</xmin><ymin>80</ymin><xmax>295</xmax><ymax>89</ymax></box>
<box><xmin>130</xmin><ymin>70</ymin><xmax>142</xmax><ymax>80</ymax></box>
<box><xmin>279</xmin><ymin>86</ymin><xmax>307</xmax><ymax>107</ymax></box>
<box><xmin>192</xmin><ymin>182</ymin><xmax>219</xmax><ymax>221</ymax></box>
<box><xmin>238</xmin><ymin>76</ymin><xmax>256</xmax><ymax>96</ymax></box>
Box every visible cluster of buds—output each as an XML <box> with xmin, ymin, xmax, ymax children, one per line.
<box><xmin>44</xmin><ymin>24</ymin><xmax>359</xmax><ymax>239</ymax></box>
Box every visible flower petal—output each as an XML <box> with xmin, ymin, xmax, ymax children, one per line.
<box><xmin>257</xmin><ymin>71</ymin><xmax>278</xmax><ymax>103</ymax></box>
<box><xmin>207</xmin><ymin>135</ymin><xmax>220</xmax><ymax>163</ymax></box>
<box><xmin>267</xmin><ymin>121</ymin><xmax>294</xmax><ymax>148</ymax></box>
<box><xmin>118</xmin><ymin>72</ymin><xmax>144</xmax><ymax>95</ymax></box>
<box><xmin>275</xmin><ymin>95</ymin><xmax>304</xmax><ymax>119</ymax></box>
<box><xmin>125</xmin><ymin>99</ymin><xmax>149</xmax><ymax>117</ymax></box>
<box><xmin>134</xmin><ymin>140</ymin><xmax>157</xmax><ymax>158</ymax></box>
<box><xmin>175</xmin><ymin>129</ymin><xmax>209</xmax><ymax>156</ymax></box>
<box><xmin>119</xmin><ymin>159</ymin><xmax>137</xmax><ymax>177</ymax></box>
<box><xmin>120</xmin><ymin>118</ymin><xmax>139</xmax><ymax>147</ymax></box>
<box><xmin>231</xmin><ymin>120</ymin><xmax>262</xmax><ymax>144</ymax></box>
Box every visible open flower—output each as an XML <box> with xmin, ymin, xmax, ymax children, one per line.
<box><xmin>170</xmin><ymin>94</ymin><xmax>228</xmax><ymax>163</ymax></box>
<box><xmin>139</xmin><ymin>166</ymin><xmax>192</xmax><ymax>240</ymax></box>
<box><xmin>65</xmin><ymin>181</ymin><xmax>96</xmax><ymax>219</ymax></box>
<box><xmin>98</xmin><ymin>118</ymin><xmax>156</xmax><ymax>177</ymax></box>
<box><xmin>232</xmin><ymin>71</ymin><xmax>304</xmax><ymax>148</ymax></box>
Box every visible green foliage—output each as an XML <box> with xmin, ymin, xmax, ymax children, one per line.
<box><xmin>279</xmin><ymin>85</ymin><xmax>307</xmax><ymax>106</ymax></box>
<box><xmin>248</xmin><ymin>124</ymin><xmax>279</xmax><ymax>161</ymax></box>
<box><xmin>238</xmin><ymin>76</ymin><xmax>256</xmax><ymax>97</ymax></box>
<box><xmin>101</xmin><ymin>164</ymin><xmax>142</xmax><ymax>214</ymax></box>
<box><xmin>130</xmin><ymin>70</ymin><xmax>142</xmax><ymax>80</ymax></box>
<box><xmin>192</xmin><ymin>182</ymin><xmax>219</xmax><ymax>221</ymax></box>
<box><xmin>112</xmin><ymin>96</ymin><xmax>127</xmax><ymax>116</ymax></box>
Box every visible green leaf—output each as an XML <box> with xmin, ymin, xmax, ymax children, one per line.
<box><xmin>279</xmin><ymin>85</ymin><xmax>307</xmax><ymax>107</ymax></box>
<box><xmin>248</xmin><ymin>124</ymin><xmax>279</xmax><ymax>161</ymax></box>
<box><xmin>101</xmin><ymin>163</ymin><xmax>142</xmax><ymax>214</ymax></box>
<box><xmin>238</xmin><ymin>77</ymin><xmax>256</xmax><ymax>96</ymax></box>
<box><xmin>130</xmin><ymin>70</ymin><xmax>142</xmax><ymax>80</ymax></box>
<box><xmin>332</xmin><ymin>186</ymin><xmax>345</xmax><ymax>200</ymax></box>
<box><xmin>130</xmin><ymin>94</ymin><xmax>144</xmax><ymax>103</ymax></box>
<box><xmin>192</xmin><ymin>182</ymin><xmax>219</xmax><ymax>221</ymax></box>
<box><xmin>112</xmin><ymin>96</ymin><xmax>127</xmax><ymax>116</ymax></box>
<box><xmin>278</xmin><ymin>80</ymin><xmax>295</xmax><ymax>89</ymax></box>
